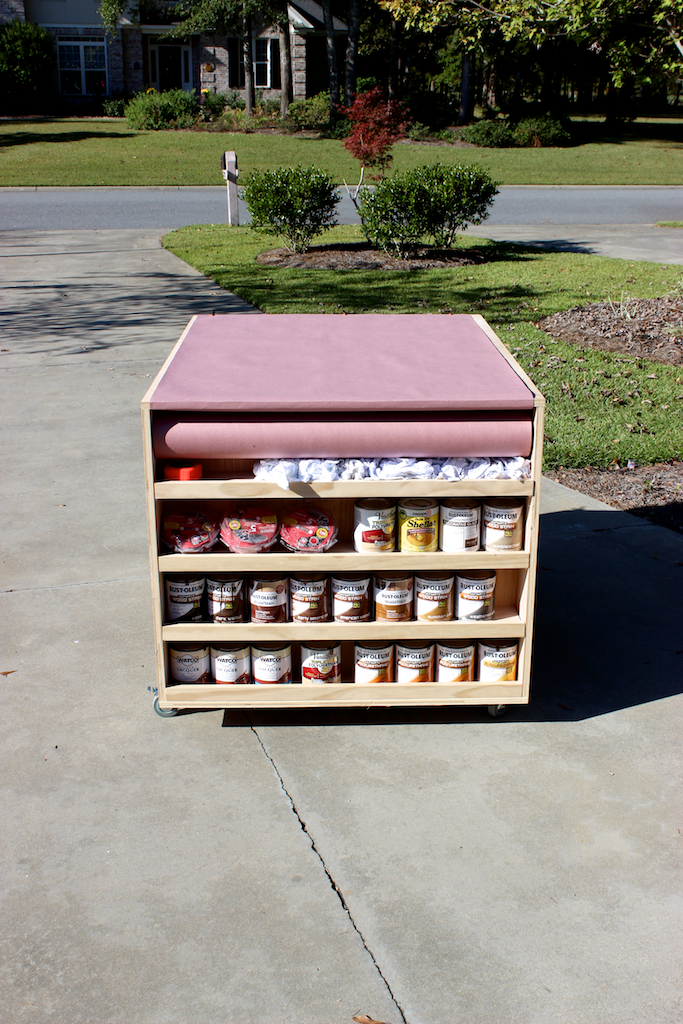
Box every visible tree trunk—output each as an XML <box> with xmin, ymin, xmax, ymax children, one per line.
<box><xmin>457</xmin><ymin>50</ymin><xmax>474</xmax><ymax>124</ymax></box>
<box><xmin>388</xmin><ymin>18</ymin><xmax>399</xmax><ymax>99</ymax></box>
<box><xmin>278</xmin><ymin>6</ymin><xmax>292</xmax><ymax>118</ymax></box>
<box><xmin>321</xmin><ymin>0</ymin><xmax>339</xmax><ymax>117</ymax></box>
<box><xmin>242</xmin><ymin>14</ymin><xmax>254</xmax><ymax>117</ymax></box>
<box><xmin>344</xmin><ymin>0</ymin><xmax>361</xmax><ymax>105</ymax></box>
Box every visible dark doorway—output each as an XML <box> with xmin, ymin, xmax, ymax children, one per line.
<box><xmin>158</xmin><ymin>47</ymin><xmax>183</xmax><ymax>91</ymax></box>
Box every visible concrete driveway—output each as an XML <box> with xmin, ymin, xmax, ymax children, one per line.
<box><xmin>1</xmin><ymin>229</ymin><xmax>681</xmax><ymax>1024</ymax></box>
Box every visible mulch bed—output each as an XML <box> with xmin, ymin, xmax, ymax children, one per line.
<box><xmin>257</xmin><ymin>243</ymin><xmax>683</xmax><ymax>532</ymax></box>
<box><xmin>536</xmin><ymin>296</ymin><xmax>683</xmax><ymax>365</ymax></box>
<box><xmin>256</xmin><ymin>241</ymin><xmax>486</xmax><ymax>270</ymax></box>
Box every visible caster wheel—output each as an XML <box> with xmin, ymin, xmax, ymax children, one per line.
<box><xmin>487</xmin><ymin>704</ymin><xmax>509</xmax><ymax>718</ymax></box>
<box><xmin>153</xmin><ymin>696</ymin><xmax>178</xmax><ymax>718</ymax></box>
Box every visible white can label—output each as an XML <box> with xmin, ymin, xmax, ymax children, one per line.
<box><xmin>456</xmin><ymin>574</ymin><xmax>496</xmax><ymax>620</ymax></box>
<box><xmin>436</xmin><ymin>643</ymin><xmax>475</xmax><ymax>682</ymax></box>
<box><xmin>395</xmin><ymin>644</ymin><xmax>434</xmax><ymax>683</ymax></box>
<box><xmin>354</xmin><ymin>506</ymin><xmax>395</xmax><ymax>552</ymax></box>
<box><xmin>354</xmin><ymin>645</ymin><xmax>394</xmax><ymax>684</ymax></box>
<box><xmin>482</xmin><ymin>503</ymin><xmax>524</xmax><ymax>551</ymax></box>
<box><xmin>440</xmin><ymin>505</ymin><xmax>480</xmax><ymax>551</ymax></box>
<box><xmin>211</xmin><ymin>647</ymin><xmax>251</xmax><ymax>684</ymax></box>
<box><xmin>166</xmin><ymin>578</ymin><xmax>204</xmax><ymax>622</ymax></box>
<box><xmin>478</xmin><ymin>642</ymin><xmax>518</xmax><ymax>682</ymax></box>
<box><xmin>415</xmin><ymin>576</ymin><xmax>454</xmax><ymax>622</ymax></box>
<box><xmin>252</xmin><ymin>650</ymin><xmax>292</xmax><ymax>685</ymax></box>
<box><xmin>301</xmin><ymin>646</ymin><xmax>341</xmax><ymax>684</ymax></box>
<box><xmin>169</xmin><ymin>647</ymin><xmax>210</xmax><ymax>683</ymax></box>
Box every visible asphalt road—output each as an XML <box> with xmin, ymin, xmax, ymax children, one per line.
<box><xmin>1</xmin><ymin>184</ymin><xmax>682</xmax><ymax>231</ymax></box>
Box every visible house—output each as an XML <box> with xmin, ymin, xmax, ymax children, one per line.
<box><xmin>1</xmin><ymin>0</ymin><xmax>346</xmax><ymax>103</ymax></box>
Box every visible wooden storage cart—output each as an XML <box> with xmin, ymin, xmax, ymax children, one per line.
<box><xmin>142</xmin><ymin>313</ymin><xmax>544</xmax><ymax>715</ymax></box>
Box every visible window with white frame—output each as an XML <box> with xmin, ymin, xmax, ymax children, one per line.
<box><xmin>57</xmin><ymin>36</ymin><xmax>107</xmax><ymax>95</ymax></box>
<box><xmin>254</xmin><ymin>38</ymin><xmax>269</xmax><ymax>87</ymax></box>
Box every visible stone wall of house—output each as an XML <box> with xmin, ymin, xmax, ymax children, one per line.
<box><xmin>200</xmin><ymin>35</ymin><xmax>230</xmax><ymax>94</ymax></box>
<box><xmin>0</xmin><ymin>0</ymin><xmax>26</xmax><ymax>21</ymax></box>
<box><xmin>291</xmin><ymin>31</ymin><xmax>306</xmax><ymax>99</ymax></box>
<box><xmin>121</xmin><ymin>28</ymin><xmax>143</xmax><ymax>96</ymax></box>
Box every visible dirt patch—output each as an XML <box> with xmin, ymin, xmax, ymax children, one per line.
<box><xmin>545</xmin><ymin>461</ymin><xmax>682</xmax><ymax>533</ymax></box>
<box><xmin>256</xmin><ymin>241</ymin><xmax>487</xmax><ymax>271</ymax></box>
<box><xmin>536</xmin><ymin>295</ymin><xmax>683</xmax><ymax>365</ymax></box>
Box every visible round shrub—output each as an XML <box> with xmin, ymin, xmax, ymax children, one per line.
<box><xmin>460</xmin><ymin>119</ymin><xmax>515</xmax><ymax>148</ymax></box>
<box><xmin>512</xmin><ymin>115</ymin><xmax>572</xmax><ymax>147</ymax></box>
<box><xmin>359</xmin><ymin>162</ymin><xmax>498</xmax><ymax>254</ymax></box>
<box><xmin>285</xmin><ymin>92</ymin><xmax>331</xmax><ymax>132</ymax></box>
<box><xmin>124</xmin><ymin>88</ymin><xmax>199</xmax><ymax>130</ymax></box>
<box><xmin>243</xmin><ymin>165</ymin><xmax>339</xmax><ymax>253</ymax></box>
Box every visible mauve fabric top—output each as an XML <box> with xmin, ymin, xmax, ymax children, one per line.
<box><xmin>149</xmin><ymin>314</ymin><xmax>534</xmax><ymax>412</ymax></box>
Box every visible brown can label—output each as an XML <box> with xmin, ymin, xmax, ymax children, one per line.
<box><xmin>415</xmin><ymin>574</ymin><xmax>454</xmax><ymax>622</ymax></box>
<box><xmin>396</xmin><ymin>643</ymin><xmax>434</xmax><ymax>683</ymax></box>
<box><xmin>249</xmin><ymin>577</ymin><xmax>288</xmax><ymax>623</ymax></box>
<box><xmin>354</xmin><ymin>643</ymin><xmax>394</xmax><ymax>684</ymax></box>
<box><xmin>290</xmin><ymin>575</ymin><xmax>330</xmax><ymax>623</ymax></box>
<box><xmin>207</xmin><ymin>575</ymin><xmax>244</xmax><ymax>623</ymax></box>
<box><xmin>332</xmin><ymin>576</ymin><xmax>371</xmax><ymax>622</ymax></box>
<box><xmin>374</xmin><ymin>574</ymin><xmax>414</xmax><ymax>621</ymax></box>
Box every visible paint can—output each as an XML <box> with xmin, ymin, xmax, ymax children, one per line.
<box><xmin>353</xmin><ymin>499</ymin><xmax>396</xmax><ymax>552</ymax></box>
<box><xmin>482</xmin><ymin>498</ymin><xmax>525</xmax><ymax>551</ymax></box>
<box><xmin>455</xmin><ymin>570</ymin><xmax>496</xmax><ymax>621</ymax></box>
<box><xmin>331</xmin><ymin>574</ymin><xmax>372</xmax><ymax>622</ymax></box>
<box><xmin>436</xmin><ymin>641</ymin><xmax>476</xmax><ymax>682</ymax></box>
<box><xmin>165</xmin><ymin>575</ymin><xmax>205</xmax><ymax>623</ymax></box>
<box><xmin>374</xmin><ymin>573</ymin><xmax>414</xmax><ymax>622</ymax></box>
<box><xmin>168</xmin><ymin>644</ymin><xmax>211</xmax><ymax>684</ymax></box>
<box><xmin>206</xmin><ymin>574</ymin><xmax>244</xmax><ymax>623</ymax></box>
<box><xmin>398</xmin><ymin>499</ymin><xmax>439</xmax><ymax>552</ymax></box>
<box><xmin>301</xmin><ymin>643</ymin><xmax>342</xmax><ymax>684</ymax></box>
<box><xmin>415</xmin><ymin>572</ymin><xmax>454</xmax><ymax>622</ymax></box>
<box><xmin>440</xmin><ymin>498</ymin><xmax>481</xmax><ymax>552</ymax></box>
<box><xmin>354</xmin><ymin>643</ymin><xmax>394</xmax><ymax>684</ymax></box>
<box><xmin>395</xmin><ymin>642</ymin><xmax>434</xmax><ymax>683</ymax></box>
<box><xmin>290</xmin><ymin>573</ymin><xmax>330</xmax><ymax>623</ymax></box>
<box><xmin>477</xmin><ymin>640</ymin><xmax>518</xmax><ymax>682</ymax></box>
<box><xmin>251</xmin><ymin>644</ymin><xmax>292</xmax><ymax>685</ymax></box>
<box><xmin>210</xmin><ymin>645</ymin><xmax>252</xmax><ymax>684</ymax></box>
<box><xmin>249</xmin><ymin>576</ymin><xmax>289</xmax><ymax>623</ymax></box>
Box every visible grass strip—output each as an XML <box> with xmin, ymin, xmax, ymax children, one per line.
<box><xmin>163</xmin><ymin>223</ymin><xmax>682</xmax><ymax>470</ymax></box>
<box><xmin>1</xmin><ymin>119</ymin><xmax>682</xmax><ymax>186</ymax></box>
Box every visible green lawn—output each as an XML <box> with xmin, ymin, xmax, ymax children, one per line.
<box><xmin>1</xmin><ymin>118</ymin><xmax>682</xmax><ymax>185</ymax></box>
<box><xmin>163</xmin><ymin>223</ymin><xmax>682</xmax><ymax>470</ymax></box>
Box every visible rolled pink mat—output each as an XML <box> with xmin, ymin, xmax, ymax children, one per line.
<box><xmin>153</xmin><ymin>412</ymin><xmax>533</xmax><ymax>459</ymax></box>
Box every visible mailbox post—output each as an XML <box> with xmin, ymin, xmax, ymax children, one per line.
<box><xmin>221</xmin><ymin>151</ymin><xmax>239</xmax><ymax>226</ymax></box>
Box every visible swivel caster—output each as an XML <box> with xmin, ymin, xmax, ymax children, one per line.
<box><xmin>487</xmin><ymin>704</ymin><xmax>509</xmax><ymax>718</ymax></box>
<box><xmin>153</xmin><ymin>696</ymin><xmax>178</xmax><ymax>718</ymax></box>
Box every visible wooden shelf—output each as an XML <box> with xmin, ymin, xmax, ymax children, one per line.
<box><xmin>161</xmin><ymin>609</ymin><xmax>525</xmax><ymax>642</ymax></box>
<box><xmin>142</xmin><ymin>313</ymin><xmax>544</xmax><ymax>713</ymax></box>
<box><xmin>154</xmin><ymin>477</ymin><xmax>535</xmax><ymax>501</ymax></box>
<box><xmin>157</xmin><ymin>680</ymin><xmax>525</xmax><ymax>709</ymax></box>
<box><xmin>158</xmin><ymin>546</ymin><xmax>531</xmax><ymax>572</ymax></box>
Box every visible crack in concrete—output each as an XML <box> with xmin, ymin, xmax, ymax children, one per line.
<box><xmin>2</xmin><ymin>575</ymin><xmax>147</xmax><ymax>594</ymax></box>
<box><xmin>247</xmin><ymin>715</ymin><xmax>409</xmax><ymax>1024</ymax></box>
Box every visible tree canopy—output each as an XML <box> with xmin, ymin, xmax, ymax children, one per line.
<box><xmin>377</xmin><ymin>0</ymin><xmax>683</xmax><ymax>88</ymax></box>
